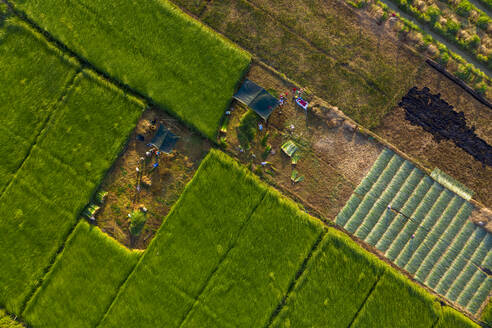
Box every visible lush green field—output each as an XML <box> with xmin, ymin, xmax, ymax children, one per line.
<box><xmin>0</xmin><ymin>16</ymin><xmax>144</xmax><ymax>313</ymax></box>
<box><xmin>272</xmin><ymin>229</ymin><xmax>385</xmax><ymax>328</ymax></box>
<box><xmin>10</xmin><ymin>0</ymin><xmax>251</xmax><ymax>140</ymax></box>
<box><xmin>0</xmin><ymin>309</ymin><xmax>23</xmax><ymax>328</ymax></box>
<box><xmin>181</xmin><ymin>190</ymin><xmax>323</xmax><ymax>327</ymax></box>
<box><xmin>351</xmin><ymin>269</ymin><xmax>439</xmax><ymax>328</ymax></box>
<box><xmin>23</xmin><ymin>221</ymin><xmax>140</xmax><ymax>328</ymax></box>
<box><xmin>99</xmin><ymin>150</ymin><xmax>326</xmax><ymax>327</ymax></box>
<box><xmin>0</xmin><ymin>9</ymin><xmax>78</xmax><ymax>192</ymax></box>
<box><xmin>437</xmin><ymin>306</ymin><xmax>480</xmax><ymax>328</ymax></box>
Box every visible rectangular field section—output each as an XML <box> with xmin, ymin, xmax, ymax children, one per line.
<box><xmin>11</xmin><ymin>0</ymin><xmax>251</xmax><ymax>140</ymax></box>
<box><xmin>335</xmin><ymin>148</ymin><xmax>492</xmax><ymax>315</ymax></box>
<box><xmin>272</xmin><ymin>229</ymin><xmax>385</xmax><ymax>328</ymax></box>
<box><xmin>22</xmin><ymin>221</ymin><xmax>140</xmax><ymax>328</ymax></box>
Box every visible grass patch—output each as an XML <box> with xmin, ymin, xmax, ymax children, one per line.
<box><xmin>23</xmin><ymin>221</ymin><xmax>140</xmax><ymax>328</ymax></box>
<box><xmin>351</xmin><ymin>269</ymin><xmax>439</xmax><ymax>328</ymax></box>
<box><xmin>182</xmin><ymin>189</ymin><xmax>323</xmax><ymax>327</ymax></box>
<box><xmin>11</xmin><ymin>0</ymin><xmax>251</xmax><ymax>140</ymax></box>
<box><xmin>436</xmin><ymin>306</ymin><xmax>479</xmax><ymax>328</ymax></box>
<box><xmin>272</xmin><ymin>228</ymin><xmax>385</xmax><ymax>328</ymax></box>
<box><xmin>0</xmin><ymin>15</ymin><xmax>78</xmax><ymax>191</ymax></box>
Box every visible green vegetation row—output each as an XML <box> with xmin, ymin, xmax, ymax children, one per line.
<box><xmin>478</xmin><ymin>0</ymin><xmax>492</xmax><ymax>11</ymax></box>
<box><xmin>389</xmin><ymin>0</ymin><xmax>492</xmax><ymax>68</ymax></box>
<box><xmin>335</xmin><ymin>148</ymin><xmax>492</xmax><ymax>315</ymax></box>
<box><xmin>350</xmin><ymin>0</ymin><xmax>491</xmax><ymax>95</ymax></box>
<box><xmin>0</xmin><ymin>14</ymin><xmax>144</xmax><ymax>314</ymax></box>
<box><xmin>9</xmin><ymin>0</ymin><xmax>251</xmax><ymax>140</ymax></box>
<box><xmin>22</xmin><ymin>221</ymin><xmax>140</xmax><ymax>328</ymax></box>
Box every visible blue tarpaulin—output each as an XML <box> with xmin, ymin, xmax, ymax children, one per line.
<box><xmin>233</xmin><ymin>79</ymin><xmax>278</xmax><ymax>120</ymax></box>
<box><xmin>149</xmin><ymin>124</ymin><xmax>178</xmax><ymax>154</ymax></box>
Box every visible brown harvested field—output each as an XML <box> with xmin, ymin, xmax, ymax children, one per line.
<box><xmin>173</xmin><ymin>0</ymin><xmax>492</xmax><ymax>208</ymax></box>
<box><xmin>173</xmin><ymin>0</ymin><xmax>420</xmax><ymax>129</ymax></box>
<box><xmin>376</xmin><ymin>64</ymin><xmax>492</xmax><ymax>207</ymax></box>
<box><xmin>223</xmin><ymin>63</ymin><xmax>383</xmax><ymax>220</ymax></box>
<box><xmin>95</xmin><ymin>109</ymin><xmax>210</xmax><ymax>249</ymax></box>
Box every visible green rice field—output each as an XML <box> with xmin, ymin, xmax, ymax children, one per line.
<box><xmin>0</xmin><ymin>15</ymin><xmax>144</xmax><ymax>314</ymax></box>
<box><xmin>22</xmin><ymin>221</ymin><xmax>140</xmax><ymax>328</ymax></box>
<box><xmin>335</xmin><ymin>148</ymin><xmax>492</xmax><ymax>315</ymax></box>
<box><xmin>10</xmin><ymin>0</ymin><xmax>251</xmax><ymax>140</ymax></box>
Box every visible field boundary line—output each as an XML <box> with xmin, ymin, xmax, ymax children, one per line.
<box><xmin>264</xmin><ymin>229</ymin><xmax>327</xmax><ymax>327</ymax></box>
<box><xmin>346</xmin><ymin>271</ymin><xmax>383</xmax><ymax>328</ymax></box>
<box><xmin>0</xmin><ymin>69</ymin><xmax>81</xmax><ymax>202</ymax></box>
<box><xmin>13</xmin><ymin>70</ymin><xmax>82</xmax><ymax>315</ymax></box>
<box><xmin>91</xmin><ymin>253</ymin><xmax>141</xmax><ymax>328</ymax></box>
<box><xmin>176</xmin><ymin>188</ymin><xmax>268</xmax><ymax>328</ymax></box>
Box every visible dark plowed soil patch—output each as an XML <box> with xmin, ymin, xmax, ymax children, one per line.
<box><xmin>377</xmin><ymin>65</ymin><xmax>492</xmax><ymax>208</ymax></box>
<box><xmin>400</xmin><ymin>87</ymin><xmax>492</xmax><ymax>167</ymax></box>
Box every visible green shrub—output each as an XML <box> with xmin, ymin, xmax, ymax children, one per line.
<box><xmin>474</xmin><ymin>81</ymin><xmax>488</xmax><ymax>95</ymax></box>
<box><xmin>467</xmin><ymin>34</ymin><xmax>481</xmax><ymax>49</ymax></box>
<box><xmin>129</xmin><ymin>211</ymin><xmax>147</xmax><ymax>236</ymax></box>
<box><xmin>438</xmin><ymin>51</ymin><xmax>450</xmax><ymax>65</ymax></box>
<box><xmin>237</xmin><ymin>110</ymin><xmax>258</xmax><ymax>148</ymax></box>
<box><xmin>477</xmin><ymin>15</ymin><xmax>490</xmax><ymax>29</ymax></box>
<box><xmin>455</xmin><ymin>63</ymin><xmax>473</xmax><ymax>82</ymax></box>
<box><xmin>456</xmin><ymin>0</ymin><xmax>472</xmax><ymax>17</ymax></box>
<box><xmin>445</xmin><ymin>20</ymin><xmax>460</xmax><ymax>36</ymax></box>
<box><xmin>426</xmin><ymin>6</ymin><xmax>441</xmax><ymax>23</ymax></box>
<box><xmin>477</xmin><ymin>53</ymin><xmax>488</xmax><ymax>63</ymax></box>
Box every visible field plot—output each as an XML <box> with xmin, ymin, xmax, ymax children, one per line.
<box><xmin>95</xmin><ymin>108</ymin><xmax>210</xmax><ymax>249</ymax></box>
<box><xmin>335</xmin><ymin>148</ymin><xmax>492</xmax><ymax>315</ymax></box>
<box><xmin>9</xmin><ymin>0</ymin><xmax>250</xmax><ymax>140</ymax></box>
<box><xmin>99</xmin><ymin>150</ymin><xmax>324</xmax><ymax>327</ymax></box>
<box><xmin>23</xmin><ymin>221</ymin><xmax>140</xmax><ymax>328</ymax></box>
<box><xmin>0</xmin><ymin>10</ymin><xmax>77</xmax><ymax>193</ymax></box>
<box><xmin>272</xmin><ymin>229</ymin><xmax>385</xmax><ymax>328</ymax></box>
<box><xmin>0</xmin><ymin>16</ymin><xmax>144</xmax><ymax>314</ymax></box>
<box><xmin>351</xmin><ymin>269</ymin><xmax>439</xmax><ymax>328</ymax></box>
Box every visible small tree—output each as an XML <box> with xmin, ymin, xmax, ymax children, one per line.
<box><xmin>129</xmin><ymin>210</ymin><xmax>147</xmax><ymax>236</ymax></box>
